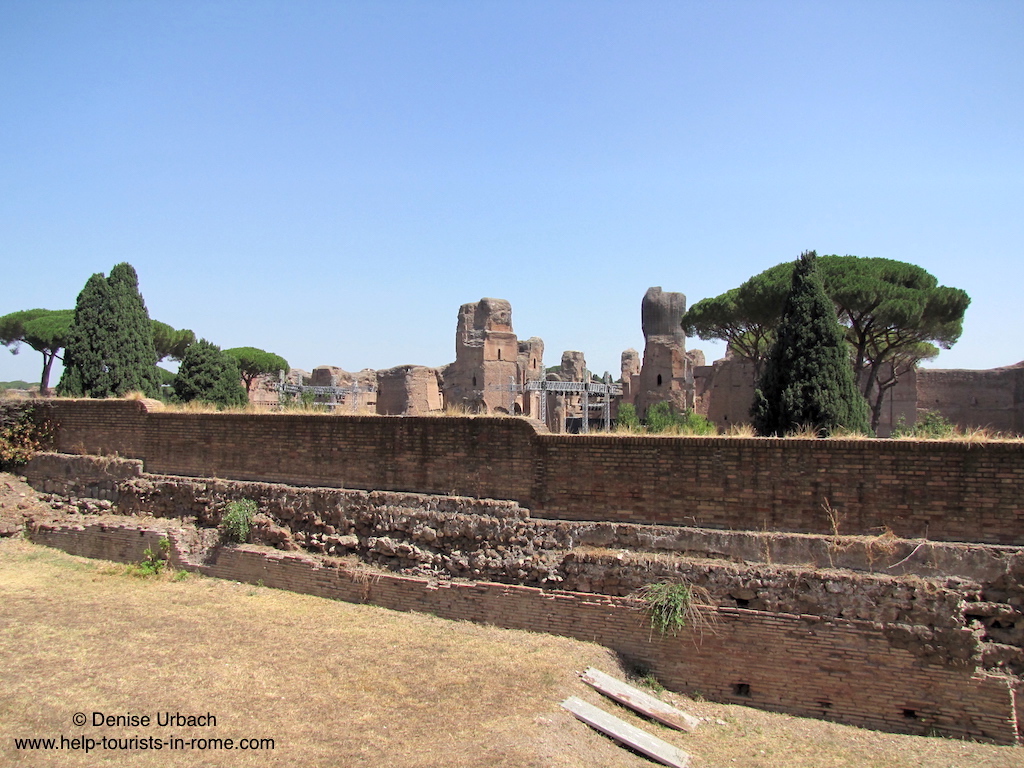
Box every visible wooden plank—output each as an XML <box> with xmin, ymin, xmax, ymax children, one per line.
<box><xmin>561</xmin><ymin>696</ymin><xmax>691</xmax><ymax>768</ymax></box>
<box><xmin>581</xmin><ymin>667</ymin><xmax>701</xmax><ymax>733</ymax></box>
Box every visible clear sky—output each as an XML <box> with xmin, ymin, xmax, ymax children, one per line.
<box><xmin>2</xmin><ymin>1</ymin><xmax>1022</xmax><ymax>386</ymax></box>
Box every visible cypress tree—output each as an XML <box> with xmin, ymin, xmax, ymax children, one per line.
<box><xmin>173</xmin><ymin>339</ymin><xmax>247</xmax><ymax>408</ymax></box>
<box><xmin>58</xmin><ymin>264</ymin><xmax>160</xmax><ymax>398</ymax></box>
<box><xmin>106</xmin><ymin>263</ymin><xmax>160</xmax><ymax>396</ymax></box>
<box><xmin>751</xmin><ymin>251</ymin><xmax>870</xmax><ymax>436</ymax></box>
<box><xmin>58</xmin><ymin>274</ymin><xmax>114</xmax><ymax>397</ymax></box>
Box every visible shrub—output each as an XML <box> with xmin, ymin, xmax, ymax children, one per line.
<box><xmin>642</xmin><ymin>401</ymin><xmax>716</xmax><ymax>435</ymax></box>
<box><xmin>0</xmin><ymin>407</ymin><xmax>52</xmax><ymax>470</ymax></box>
<box><xmin>677</xmin><ymin>410</ymin><xmax>716</xmax><ymax>435</ymax></box>
<box><xmin>135</xmin><ymin>537</ymin><xmax>171</xmax><ymax>576</ymax></box>
<box><xmin>645</xmin><ymin>401</ymin><xmax>677</xmax><ymax>433</ymax></box>
<box><xmin>222</xmin><ymin>499</ymin><xmax>257</xmax><ymax>543</ymax></box>
<box><xmin>892</xmin><ymin>410</ymin><xmax>957</xmax><ymax>439</ymax></box>
<box><xmin>615</xmin><ymin>402</ymin><xmax>640</xmax><ymax>431</ymax></box>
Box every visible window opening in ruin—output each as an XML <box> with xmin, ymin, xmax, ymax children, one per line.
<box><xmin>657</xmin><ymin>374</ymin><xmax>663</xmax><ymax>386</ymax></box>
<box><xmin>902</xmin><ymin>709</ymin><xmax>918</xmax><ymax>720</ymax></box>
<box><xmin>818</xmin><ymin>700</ymin><xmax>832</xmax><ymax>710</ymax></box>
<box><xmin>732</xmin><ymin>683</ymin><xmax>751</xmax><ymax>697</ymax></box>
<box><xmin>472</xmin><ymin>376</ymin><xmax>477</xmax><ymax>387</ymax></box>
<box><xmin>498</xmin><ymin>349</ymin><xmax>502</xmax><ymax>360</ymax></box>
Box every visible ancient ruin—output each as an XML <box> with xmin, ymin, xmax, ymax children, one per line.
<box><xmin>620</xmin><ymin>287</ymin><xmax>704</xmax><ymax>419</ymax></box>
<box><xmin>237</xmin><ymin>287</ymin><xmax>1024</xmax><ymax>438</ymax></box>
<box><xmin>10</xmin><ymin>397</ymin><xmax>1024</xmax><ymax>745</ymax></box>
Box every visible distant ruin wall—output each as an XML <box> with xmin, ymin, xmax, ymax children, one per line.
<box><xmin>24</xmin><ymin>520</ymin><xmax>1020</xmax><ymax>744</ymax></box>
<box><xmin>38</xmin><ymin>399</ymin><xmax>1024</xmax><ymax>545</ymax></box>
<box><xmin>918</xmin><ymin>365</ymin><xmax>1024</xmax><ymax>435</ymax></box>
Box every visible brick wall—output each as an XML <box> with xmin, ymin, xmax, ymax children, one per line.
<box><xmin>532</xmin><ymin>434</ymin><xmax>1024</xmax><ymax>546</ymax></box>
<box><xmin>26</xmin><ymin>520</ymin><xmax>1020</xmax><ymax>745</ymax></box>
<box><xmin>918</xmin><ymin>365</ymin><xmax>1024</xmax><ymax>435</ymax></box>
<box><xmin>39</xmin><ymin>399</ymin><xmax>1024</xmax><ymax>545</ymax></box>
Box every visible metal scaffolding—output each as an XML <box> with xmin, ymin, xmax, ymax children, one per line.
<box><xmin>277</xmin><ymin>383</ymin><xmax>376</xmax><ymax>411</ymax></box>
<box><xmin>525</xmin><ymin>378</ymin><xmax>621</xmax><ymax>433</ymax></box>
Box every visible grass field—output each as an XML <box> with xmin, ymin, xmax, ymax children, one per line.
<box><xmin>1</xmin><ymin>537</ymin><xmax>1021</xmax><ymax>768</ymax></box>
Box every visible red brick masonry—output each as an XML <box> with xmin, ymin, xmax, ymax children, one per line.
<box><xmin>27</xmin><ymin>520</ymin><xmax>1021</xmax><ymax>745</ymax></box>
<box><xmin>40</xmin><ymin>399</ymin><xmax>1024</xmax><ymax>544</ymax></box>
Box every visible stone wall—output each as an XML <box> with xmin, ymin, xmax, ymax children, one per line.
<box><xmin>37</xmin><ymin>399</ymin><xmax>1024</xmax><ymax>545</ymax></box>
<box><xmin>375</xmin><ymin>365</ymin><xmax>443</xmax><ymax>415</ymax></box>
<box><xmin>918</xmin><ymin>364</ymin><xmax>1024</xmax><ymax>435</ymax></box>
<box><xmin>25</xmin><ymin>518</ymin><xmax>1021</xmax><ymax>744</ymax></box>
<box><xmin>693</xmin><ymin>358</ymin><xmax>757</xmax><ymax>428</ymax></box>
<box><xmin>26</xmin><ymin>453</ymin><xmax>1024</xmax><ymax>584</ymax></box>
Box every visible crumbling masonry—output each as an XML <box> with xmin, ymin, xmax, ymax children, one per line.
<box><xmin>14</xmin><ymin>398</ymin><xmax>1024</xmax><ymax>745</ymax></box>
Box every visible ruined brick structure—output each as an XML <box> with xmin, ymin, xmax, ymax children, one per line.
<box><xmin>247</xmin><ymin>290</ymin><xmax>1021</xmax><ymax>437</ymax></box>
<box><xmin>376</xmin><ymin>365</ymin><xmax>443</xmax><ymax>415</ymax></box>
<box><xmin>18</xmin><ymin>403</ymin><xmax>1024</xmax><ymax>745</ymax></box>
<box><xmin>618</xmin><ymin>348</ymin><xmax>641</xmax><ymax>407</ymax></box>
<box><xmin>917</xmin><ymin>362</ymin><xmax>1024</xmax><ymax>435</ymax></box>
<box><xmin>440</xmin><ymin>298</ymin><xmax>545</xmax><ymax>417</ymax></box>
<box><xmin>629</xmin><ymin>287</ymin><xmax>700</xmax><ymax>418</ymax></box>
<box><xmin>690</xmin><ymin>356</ymin><xmax>1024</xmax><ymax>437</ymax></box>
<box><xmin>612</xmin><ymin>284</ymin><xmax>1024</xmax><ymax>437</ymax></box>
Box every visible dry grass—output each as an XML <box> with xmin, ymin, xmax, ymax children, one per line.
<box><xmin>1</xmin><ymin>538</ymin><xmax>1021</xmax><ymax>767</ymax></box>
<box><xmin>892</xmin><ymin>426</ymin><xmax>1024</xmax><ymax>443</ymax></box>
<box><xmin>0</xmin><ymin>538</ymin><xmax>644</xmax><ymax>768</ymax></box>
<box><xmin>158</xmin><ymin>401</ymin><xmax>378</xmax><ymax>417</ymax></box>
<box><xmin>722</xmin><ymin>423</ymin><xmax>756</xmax><ymax>438</ymax></box>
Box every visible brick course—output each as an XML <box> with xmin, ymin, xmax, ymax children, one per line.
<box><xmin>39</xmin><ymin>399</ymin><xmax>1024</xmax><ymax>545</ymax></box>
<box><xmin>26</xmin><ymin>520</ymin><xmax>1020</xmax><ymax>745</ymax></box>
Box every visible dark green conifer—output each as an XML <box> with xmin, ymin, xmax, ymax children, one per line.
<box><xmin>173</xmin><ymin>339</ymin><xmax>248</xmax><ymax>407</ymax></box>
<box><xmin>58</xmin><ymin>264</ymin><xmax>160</xmax><ymax>398</ymax></box>
<box><xmin>58</xmin><ymin>274</ymin><xmax>114</xmax><ymax>397</ymax></box>
<box><xmin>752</xmin><ymin>251</ymin><xmax>870</xmax><ymax>436</ymax></box>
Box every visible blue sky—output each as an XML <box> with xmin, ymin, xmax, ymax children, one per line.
<box><xmin>2</xmin><ymin>1</ymin><xmax>1022</xmax><ymax>385</ymax></box>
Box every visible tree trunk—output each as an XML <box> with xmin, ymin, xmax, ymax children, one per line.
<box><xmin>39</xmin><ymin>351</ymin><xmax>55</xmax><ymax>395</ymax></box>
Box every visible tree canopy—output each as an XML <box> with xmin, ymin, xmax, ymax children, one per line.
<box><xmin>152</xmin><ymin>321</ymin><xmax>196</xmax><ymax>362</ymax></box>
<box><xmin>752</xmin><ymin>252</ymin><xmax>870</xmax><ymax>436</ymax></box>
<box><xmin>173</xmin><ymin>339</ymin><xmax>247</xmax><ymax>407</ymax></box>
<box><xmin>57</xmin><ymin>263</ymin><xmax>161</xmax><ymax>398</ymax></box>
<box><xmin>223</xmin><ymin>347</ymin><xmax>289</xmax><ymax>396</ymax></box>
<box><xmin>2</xmin><ymin>307</ymin><xmax>192</xmax><ymax>395</ymax></box>
<box><xmin>682</xmin><ymin>254</ymin><xmax>970</xmax><ymax>430</ymax></box>
<box><xmin>0</xmin><ymin>309</ymin><xmax>74</xmax><ymax>394</ymax></box>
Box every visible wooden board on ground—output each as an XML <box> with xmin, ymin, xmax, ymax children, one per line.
<box><xmin>581</xmin><ymin>667</ymin><xmax>701</xmax><ymax>732</ymax></box>
<box><xmin>561</xmin><ymin>696</ymin><xmax>691</xmax><ymax>768</ymax></box>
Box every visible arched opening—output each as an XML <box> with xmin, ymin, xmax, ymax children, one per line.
<box><xmin>657</xmin><ymin>374</ymin><xmax>663</xmax><ymax>386</ymax></box>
